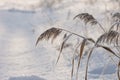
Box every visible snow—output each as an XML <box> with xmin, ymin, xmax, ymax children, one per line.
<box><xmin>0</xmin><ymin>0</ymin><xmax>119</xmax><ymax>80</ymax></box>
<box><xmin>9</xmin><ymin>75</ymin><xmax>45</xmax><ymax>80</ymax></box>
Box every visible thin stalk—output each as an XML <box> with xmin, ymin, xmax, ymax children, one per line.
<box><xmin>58</xmin><ymin>28</ymin><xmax>86</xmax><ymax>39</ymax></box>
<box><xmin>57</xmin><ymin>28</ymin><xmax>95</xmax><ymax>43</ymax></box>
<box><xmin>85</xmin><ymin>47</ymin><xmax>95</xmax><ymax>80</ymax></box>
<box><xmin>98</xmin><ymin>22</ymin><xmax>106</xmax><ymax>32</ymax></box>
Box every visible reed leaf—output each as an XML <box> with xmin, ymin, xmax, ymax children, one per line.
<box><xmin>118</xmin><ymin>61</ymin><xmax>120</xmax><ymax>80</ymax></box>
<box><xmin>71</xmin><ymin>54</ymin><xmax>75</xmax><ymax>79</ymax></box>
<box><xmin>73</xmin><ymin>13</ymin><xmax>98</xmax><ymax>25</ymax></box>
<box><xmin>36</xmin><ymin>27</ymin><xmax>62</xmax><ymax>45</ymax></box>
<box><xmin>97</xmin><ymin>30</ymin><xmax>120</xmax><ymax>45</ymax></box>
<box><xmin>76</xmin><ymin>39</ymin><xmax>87</xmax><ymax>80</ymax></box>
<box><xmin>73</xmin><ymin>13</ymin><xmax>105</xmax><ymax>32</ymax></box>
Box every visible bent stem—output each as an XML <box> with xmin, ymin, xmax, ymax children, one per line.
<box><xmin>57</xmin><ymin>28</ymin><xmax>86</xmax><ymax>39</ymax></box>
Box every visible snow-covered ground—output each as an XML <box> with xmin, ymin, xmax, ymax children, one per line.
<box><xmin>0</xmin><ymin>0</ymin><xmax>119</xmax><ymax>80</ymax></box>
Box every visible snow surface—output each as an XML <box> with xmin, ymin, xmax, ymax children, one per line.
<box><xmin>0</xmin><ymin>0</ymin><xmax>119</xmax><ymax>80</ymax></box>
<box><xmin>9</xmin><ymin>75</ymin><xmax>45</xmax><ymax>80</ymax></box>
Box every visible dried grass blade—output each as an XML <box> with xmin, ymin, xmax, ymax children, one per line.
<box><xmin>97</xmin><ymin>33</ymin><xmax>107</xmax><ymax>43</ymax></box>
<box><xmin>118</xmin><ymin>61</ymin><xmax>120</xmax><ymax>80</ymax></box>
<box><xmin>110</xmin><ymin>32</ymin><xmax>117</xmax><ymax>43</ymax></box>
<box><xmin>56</xmin><ymin>34</ymin><xmax>72</xmax><ymax>64</ymax></box>
<box><xmin>36</xmin><ymin>27</ymin><xmax>62</xmax><ymax>46</ymax></box>
<box><xmin>73</xmin><ymin>13</ymin><xmax>105</xmax><ymax>32</ymax></box>
<box><xmin>87</xmin><ymin>38</ymin><xmax>95</xmax><ymax>43</ymax></box>
<box><xmin>108</xmin><ymin>31</ymin><xmax>119</xmax><ymax>44</ymax></box>
<box><xmin>71</xmin><ymin>42</ymin><xmax>82</xmax><ymax>79</ymax></box>
<box><xmin>109</xmin><ymin>22</ymin><xmax>120</xmax><ymax>31</ymax></box>
<box><xmin>71</xmin><ymin>56</ymin><xmax>75</xmax><ymax>79</ymax></box>
<box><xmin>100</xmin><ymin>45</ymin><xmax>120</xmax><ymax>59</ymax></box>
<box><xmin>112</xmin><ymin>12</ymin><xmax>120</xmax><ymax>22</ymax></box>
<box><xmin>73</xmin><ymin>13</ymin><xmax>88</xmax><ymax>20</ymax></box>
<box><xmin>76</xmin><ymin>39</ymin><xmax>86</xmax><ymax>80</ymax></box>
<box><xmin>36</xmin><ymin>37</ymin><xmax>41</xmax><ymax>46</ymax></box>
<box><xmin>73</xmin><ymin>13</ymin><xmax>98</xmax><ymax>25</ymax></box>
<box><xmin>116</xmin><ymin>34</ymin><xmax>119</xmax><ymax>45</ymax></box>
<box><xmin>85</xmin><ymin>47</ymin><xmax>94</xmax><ymax>80</ymax></box>
<box><xmin>51</xmin><ymin>30</ymin><xmax>62</xmax><ymax>43</ymax></box>
<box><xmin>36</xmin><ymin>28</ymin><xmax>54</xmax><ymax>45</ymax></box>
<box><xmin>97</xmin><ymin>30</ymin><xmax>120</xmax><ymax>45</ymax></box>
